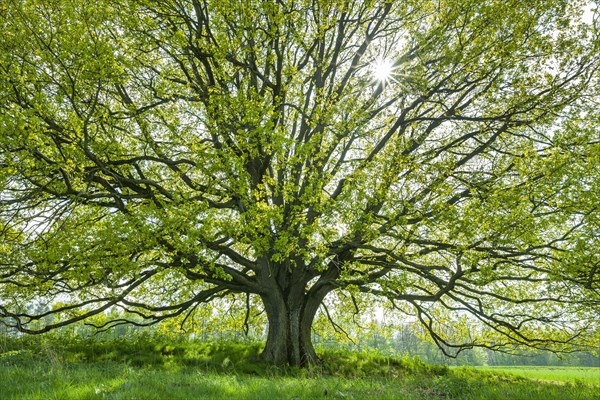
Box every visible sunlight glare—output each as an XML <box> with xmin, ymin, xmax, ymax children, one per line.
<box><xmin>372</xmin><ymin>57</ymin><xmax>394</xmax><ymax>82</ymax></box>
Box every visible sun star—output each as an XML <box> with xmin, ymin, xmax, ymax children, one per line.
<box><xmin>372</xmin><ymin>57</ymin><xmax>394</xmax><ymax>83</ymax></box>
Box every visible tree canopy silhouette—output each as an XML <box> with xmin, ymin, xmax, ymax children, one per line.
<box><xmin>1</xmin><ymin>0</ymin><xmax>599</xmax><ymax>365</ymax></box>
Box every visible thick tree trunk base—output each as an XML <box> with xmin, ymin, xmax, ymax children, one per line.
<box><xmin>260</xmin><ymin>337</ymin><xmax>319</xmax><ymax>366</ymax></box>
<box><xmin>259</xmin><ymin>293</ymin><xmax>321</xmax><ymax>366</ymax></box>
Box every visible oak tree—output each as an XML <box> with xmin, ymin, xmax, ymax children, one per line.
<box><xmin>1</xmin><ymin>0</ymin><xmax>599</xmax><ymax>365</ymax></box>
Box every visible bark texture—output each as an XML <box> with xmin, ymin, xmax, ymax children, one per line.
<box><xmin>257</xmin><ymin>259</ymin><xmax>334</xmax><ymax>366</ymax></box>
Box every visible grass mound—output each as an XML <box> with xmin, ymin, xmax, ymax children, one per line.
<box><xmin>1</xmin><ymin>335</ymin><xmax>598</xmax><ymax>399</ymax></box>
<box><xmin>0</xmin><ymin>334</ymin><xmax>448</xmax><ymax>378</ymax></box>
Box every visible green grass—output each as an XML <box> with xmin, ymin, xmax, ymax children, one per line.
<box><xmin>472</xmin><ymin>365</ymin><xmax>600</xmax><ymax>385</ymax></box>
<box><xmin>1</xmin><ymin>336</ymin><xmax>599</xmax><ymax>399</ymax></box>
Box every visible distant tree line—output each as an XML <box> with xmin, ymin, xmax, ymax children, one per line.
<box><xmin>378</xmin><ymin>324</ymin><xmax>599</xmax><ymax>367</ymax></box>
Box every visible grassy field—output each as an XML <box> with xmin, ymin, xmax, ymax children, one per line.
<box><xmin>1</xmin><ymin>336</ymin><xmax>598</xmax><ymax>399</ymax></box>
<box><xmin>472</xmin><ymin>366</ymin><xmax>600</xmax><ymax>385</ymax></box>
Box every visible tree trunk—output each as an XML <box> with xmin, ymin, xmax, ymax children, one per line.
<box><xmin>256</xmin><ymin>257</ymin><xmax>337</xmax><ymax>366</ymax></box>
<box><xmin>259</xmin><ymin>289</ymin><xmax>322</xmax><ymax>366</ymax></box>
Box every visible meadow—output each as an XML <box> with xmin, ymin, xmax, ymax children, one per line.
<box><xmin>472</xmin><ymin>365</ymin><xmax>600</xmax><ymax>385</ymax></box>
<box><xmin>0</xmin><ymin>335</ymin><xmax>598</xmax><ymax>400</ymax></box>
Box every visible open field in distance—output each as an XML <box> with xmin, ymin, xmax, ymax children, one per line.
<box><xmin>470</xmin><ymin>366</ymin><xmax>600</xmax><ymax>385</ymax></box>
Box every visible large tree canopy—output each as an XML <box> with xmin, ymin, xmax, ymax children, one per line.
<box><xmin>1</xmin><ymin>0</ymin><xmax>599</xmax><ymax>365</ymax></box>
